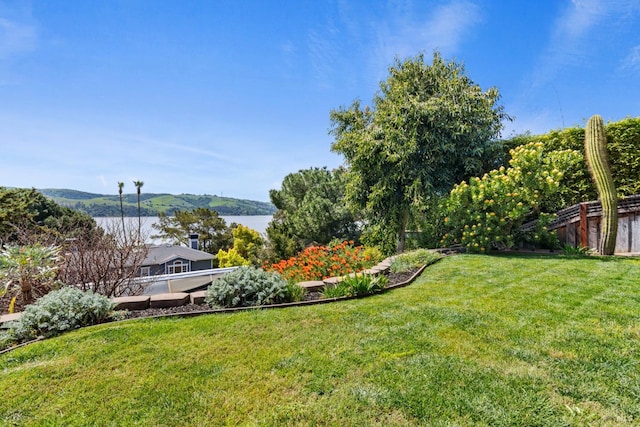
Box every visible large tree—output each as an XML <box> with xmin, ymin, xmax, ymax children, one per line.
<box><xmin>330</xmin><ymin>52</ymin><xmax>509</xmax><ymax>253</ymax></box>
<box><xmin>0</xmin><ymin>187</ymin><xmax>96</xmax><ymax>245</ymax></box>
<box><xmin>266</xmin><ymin>166</ymin><xmax>360</xmax><ymax>261</ymax></box>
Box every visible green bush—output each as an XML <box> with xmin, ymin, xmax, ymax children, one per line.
<box><xmin>321</xmin><ymin>281</ymin><xmax>351</xmax><ymax>298</ymax></box>
<box><xmin>205</xmin><ymin>267</ymin><xmax>291</xmax><ymax>308</ymax></box>
<box><xmin>321</xmin><ymin>274</ymin><xmax>388</xmax><ymax>298</ymax></box>
<box><xmin>390</xmin><ymin>249</ymin><xmax>443</xmax><ymax>273</ymax></box>
<box><xmin>441</xmin><ymin>142</ymin><xmax>580</xmax><ymax>253</ymax></box>
<box><xmin>499</xmin><ymin>117</ymin><xmax>640</xmax><ymax>206</ymax></box>
<box><xmin>286</xmin><ymin>282</ymin><xmax>305</xmax><ymax>302</ymax></box>
<box><xmin>561</xmin><ymin>244</ymin><xmax>593</xmax><ymax>256</ymax></box>
<box><xmin>6</xmin><ymin>287</ymin><xmax>114</xmax><ymax>343</ymax></box>
<box><xmin>343</xmin><ymin>274</ymin><xmax>388</xmax><ymax>296</ymax></box>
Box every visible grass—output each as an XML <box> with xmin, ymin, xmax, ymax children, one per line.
<box><xmin>2</xmin><ymin>254</ymin><xmax>640</xmax><ymax>426</ymax></box>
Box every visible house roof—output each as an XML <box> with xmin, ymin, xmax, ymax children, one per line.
<box><xmin>142</xmin><ymin>245</ymin><xmax>215</xmax><ymax>266</ymax></box>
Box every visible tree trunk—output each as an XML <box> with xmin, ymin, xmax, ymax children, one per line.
<box><xmin>396</xmin><ymin>210</ymin><xmax>410</xmax><ymax>253</ymax></box>
<box><xmin>20</xmin><ymin>279</ymin><xmax>33</xmax><ymax>306</ymax></box>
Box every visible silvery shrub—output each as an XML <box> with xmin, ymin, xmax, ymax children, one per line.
<box><xmin>7</xmin><ymin>287</ymin><xmax>114</xmax><ymax>342</ymax></box>
<box><xmin>205</xmin><ymin>266</ymin><xmax>291</xmax><ymax>308</ymax></box>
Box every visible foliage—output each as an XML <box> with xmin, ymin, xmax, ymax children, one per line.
<box><xmin>441</xmin><ymin>142</ymin><xmax>581</xmax><ymax>253</ymax></box>
<box><xmin>360</xmin><ymin>246</ymin><xmax>385</xmax><ymax>265</ymax></box>
<box><xmin>152</xmin><ymin>208</ymin><xmax>234</xmax><ymax>261</ymax></box>
<box><xmin>342</xmin><ymin>274</ymin><xmax>388</xmax><ymax>296</ymax></box>
<box><xmin>320</xmin><ymin>280</ymin><xmax>350</xmax><ymax>298</ymax></box>
<box><xmin>5</xmin><ymin>287</ymin><xmax>114</xmax><ymax>343</ymax></box>
<box><xmin>330</xmin><ymin>52</ymin><xmax>509</xmax><ymax>253</ymax></box>
<box><xmin>0</xmin><ymin>243</ymin><xmax>62</xmax><ymax>308</ymax></box>
<box><xmin>499</xmin><ymin>116</ymin><xmax>640</xmax><ymax>208</ymax></box>
<box><xmin>204</xmin><ymin>266</ymin><xmax>291</xmax><ymax>308</ymax></box>
<box><xmin>0</xmin><ymin>187</ymin><xmax>97</xmax><ymax>245</ymax></box>
<box><xmin>231</xmin><ymin>224</ymin><xmax>264</xmax><ymax>264</ymax></box>
<box><xmin>585</xmin><ymin>114</ymin><xmax>618</xmax><ymax>255</ymax></box>
<box><xmin>265</xmin><ymin>241</ymin><xmax>377</xmax><ymax>282</ymax></box>
<box><xmin>266</xmin><ymin>167</ymin><xmax>360</xmax><ymax>261</ymax></box>
<box><xmin>39</xmin><ymin>188</ymin><xmax>276</xmax><ymax>217</ymax></box>
<box><xmin>518</xmin><ymin>212</ymin><xmax>560</xmax><ymax>250</ymax></box>
<box><xmin>2</xmin><ymin>255</ymin><xmax>640</xmax><ymax>425</ymax></box>
<box><xmin>216</xmin><ymin>247</ymin><xmax>251</xmax><ymax>268</ymax></box>
<box><xmin>321</xmin><ymin>274</ymin><xmax>388</xmax><ymax>298</ymax></box>
<box><xmin>286</xmin><ymin>281</ymin><xmax>305</xmax><ymax>302</ymax></box>
<box><xmin>215</xmin><ymin>224</ymin><xmax>264</xmax><ymax>267</ymax></box>
<box><xmin>390</xmin><ymin>249</ymin><xmax>443</xmax><ymax>273</ymax></box>
<box><xmin>403</xmin><ymin>195</ymin><xmax>449</xmax><ymax>250</ymax></box>
<box><xmin>561</xmin><ymin>244</ymin><xmax>593</xmax><ymax>256</ymax></box>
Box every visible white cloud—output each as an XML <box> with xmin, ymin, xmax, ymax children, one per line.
<box><xmin>304</xmin><ymin>0</ymin><xmax>482</xmax><ymax>91</ymax></box>
<box><xmin>0</xmin><ymin>18</ymin><xmax>36</xmax><ymax>59</ymax></box>
<box><xmin>531</xmin><ymin>0</ymin><xmax>640</xmax><ymax>88</ymax></box>
<box><xmin>621</xmin><ymin>45</ymin><xmax>640</xmax><ymax>72</ymax></box>
<box><xmin>308</xmin><ymin>21</ymin><xmax>340</xmax><ymax>89</ymax></box>
<box><xmin>373</xmin><ymin>0</ymin><xmax>482</xmax><ymax>67</ymax></box>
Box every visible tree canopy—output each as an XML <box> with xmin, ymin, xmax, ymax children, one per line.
<box><xmin>330</xmin><ymin>52</ymin><xmax>509</xmax><ymax>253</ymax></box>
<box><xmin>0</xmin><ymin>187</ymin><xmax>96</xmax><ymax>244</ymax></box>
<box><xmin>266</xmin><ymin>167</ymin><xmax>360</xmax><ymax>260</ymax></box>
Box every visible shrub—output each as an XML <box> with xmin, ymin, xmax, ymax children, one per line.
<box><xmin>390</xmin><ymin>249</ymin><xmax>442</xmax><ymax>273</ymax></box>
<box><xmin>1</xmin><ymin>243</ymin><xmax>62</xmax><ymax>308</ymax></box>
<box><xmin>321</xmin><ymin>274</ymin><xmax>388</xmax><ymax>298</ymax></box>
<box><xmin>441</xmin><ymin>142</ymin><xmax>581</xmax><ymax>253</ymax></box>
<box><xmin>562</xmin><ymin>244</ymin><xmax>593</xmax><ymax>257</ymax></box>
<box><xmin>205</xmin><ymin>266</ymin><xmax>291</xmax><ymax>308</ymax></box>
<box><xmin>343</xmin><ymin>274</ymin><xmax>388</xmax><ymax>296</ymax></box>
<box><xmin>216</xmin><ymin>247</ymin><xmax>251</xmax><ymax>267</ymax></box>
<box><xmin>321</xmin><ymin>281</ymin><xmax>351</xmax><ymax>298</ymax></box>
<box><xmin>6</xmin><ymin>287</ymin><xmax>114</xmax><ymax>343</ymax></box>
<box><xmin>286</xmin><ymin>282</ymin><xmax>305</xmax><ymax>302</ymax></box>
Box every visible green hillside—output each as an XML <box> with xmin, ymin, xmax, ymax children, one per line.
<box><xmin>38</xmin><ymin>189</ymin><xmax>276</xmax><ymax>217</ymax></box>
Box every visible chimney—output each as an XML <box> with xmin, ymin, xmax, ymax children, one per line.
<box><xmin>189</xmin><ymin>233</ymin><xmax>199</xmax><ymax>250</ymax></box>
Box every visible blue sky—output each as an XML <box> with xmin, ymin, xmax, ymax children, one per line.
<box><xmin>1</xmin><ymin>0</ymin><xmax>639</xmax><ymax>202</ymax></box>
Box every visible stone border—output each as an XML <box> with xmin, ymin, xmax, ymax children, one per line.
<box><xmin>0</xmin><ymin>255</ymin><xmax>436</xmax><ymax>327</ymax></box>
<box><xmin>108</xmin><ymin>256</ymin><xmax>402</xmax><ymax>313</ymax></box>
<box><xmin>0</xmin><ymin>260</ymin><xmax>436</xmax><ymax>355</ymax></box>
<box><xmin>114</xmin><ymin>259</ymin><xmax>437</xmax><ymax>322</ymax></box>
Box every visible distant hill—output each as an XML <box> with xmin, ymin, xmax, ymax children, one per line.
<box><xmin>38</xmin><ymin>189</ymin><xmax>276</xmax><ymax>217</ymax></box>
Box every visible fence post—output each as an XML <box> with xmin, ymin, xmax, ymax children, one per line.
<box><xmin>579</xmin><ymin>203</ymin><xmax>588</xmax><ymax>247</ymax></box>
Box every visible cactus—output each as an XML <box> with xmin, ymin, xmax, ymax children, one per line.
<box><xmin>584</xmin><ymin>114</ymin><xmax>617</xmax><ymax>255</ymax></box>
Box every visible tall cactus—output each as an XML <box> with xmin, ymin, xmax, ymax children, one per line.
<box><xmin>584</xmin><ymin>114</ymin><xmax>617</xmax><ymax>255</ymax></box>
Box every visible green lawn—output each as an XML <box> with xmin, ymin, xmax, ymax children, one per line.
<box><xmin>2</xmin><ymin>254</ymin><xmax>639</xmax><ymax>426</ymax></box>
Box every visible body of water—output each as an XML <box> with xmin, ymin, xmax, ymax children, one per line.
<box><xmin>94</xmin><ymin>215</ymin><xmax>273</xmax><ymax>245</ymax></box>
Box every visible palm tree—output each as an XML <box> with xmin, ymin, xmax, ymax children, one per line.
<box><xmin>117</xmin><ymin>181</ymin><xmax>127</xmax><ymax>246</ymax></box>
<box><xmin>133</xmin><ymin>180</ymin><xmax>144</xmax><ymax>244</ymax></box>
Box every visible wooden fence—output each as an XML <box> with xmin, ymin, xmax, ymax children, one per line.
<box><xmin>522</xmin><ymin>194</ymin><xmax>640</xmax><ymax>253</ymax></box>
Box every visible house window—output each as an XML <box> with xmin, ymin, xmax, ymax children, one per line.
<box><xmin>140</xmin><ymin>266</ymin><xmax>151</xmax><ymax>277</ymax></box>
<box><xmin>167</xmin><ymin>260</ymin><xmax>190</xmax><ymax>274</ymax></box>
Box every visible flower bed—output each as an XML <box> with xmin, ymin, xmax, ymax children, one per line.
<box><xmin>264</xmin><ymin>241</ymin><xmax>380</xmax><ymax>282</ymax></box>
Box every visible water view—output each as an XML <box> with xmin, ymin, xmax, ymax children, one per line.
<box><xmin>94</xmin><ymin>216</ymin><xmax>273</xmax><ymax>244</ymax></box>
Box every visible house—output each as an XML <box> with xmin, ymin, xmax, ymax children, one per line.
<box><xmin>139</xmin><ymin>244</ymin><xmax>215</xmax><ymax>277</ymax></box>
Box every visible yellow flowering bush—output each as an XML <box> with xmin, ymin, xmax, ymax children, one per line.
<box><xmin>441</xmin><ymin>142</ymin><xmax>581</xmax><ymax>253</ymax></box>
